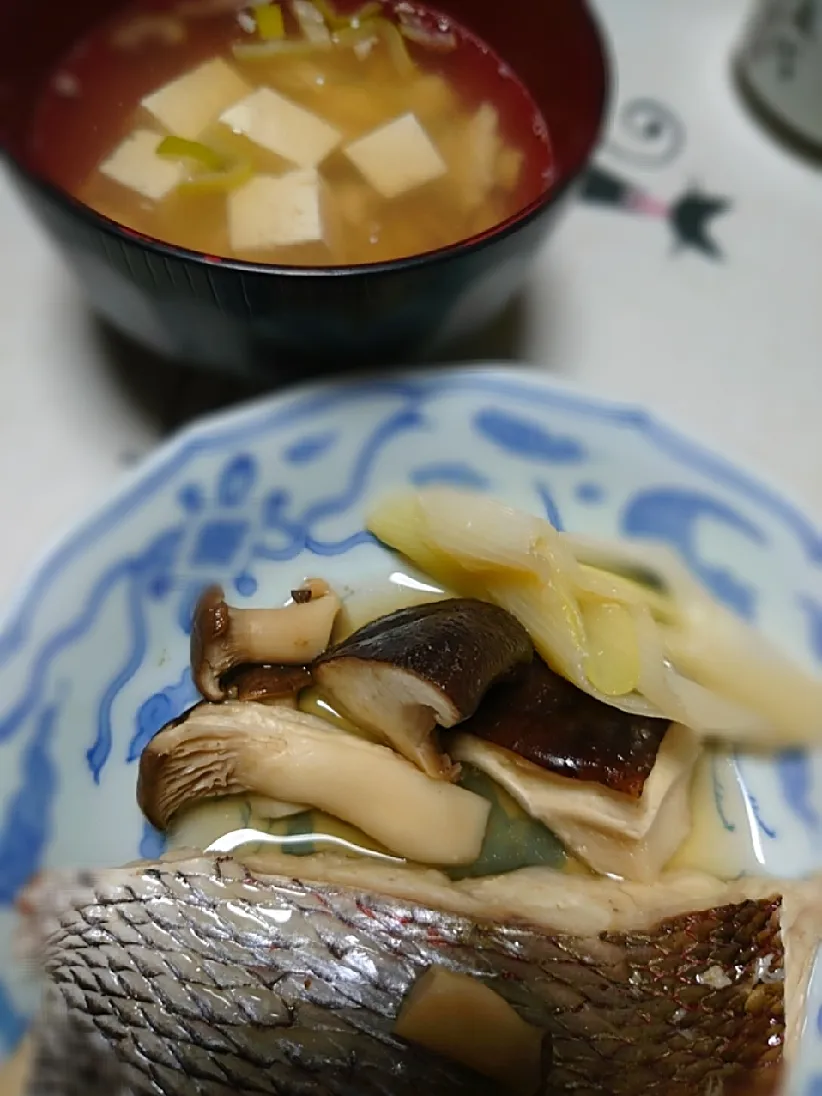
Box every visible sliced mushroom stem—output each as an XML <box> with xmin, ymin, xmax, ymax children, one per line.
<box><xmin>191</xmin><ymin>584</ymin><xmax>341</xmax><ymax>702</ymax></box>
<box><xmin>137</xmin><ymin>702</ymin><xmax>490</xmax><ymax>865</ymax></box>
<box><xmin>228</xmin><ymin>599</ymin><xmax>339</xmax><ymax>663</ymax></box>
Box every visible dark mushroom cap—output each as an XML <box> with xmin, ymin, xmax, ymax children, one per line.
<box><xmin>456</xmin><ymin>657</ymin><xmax>670</xmax><ymax>799</ymax></box>
<box><xmin>190</xmin><ymin>585</ymin><xmax>232</xmax><ymax>702</ymax></box>
<box><xmin>314</xmin><ymin>599</ymin><xmax>533</xmax><ymax>779</ymax></box>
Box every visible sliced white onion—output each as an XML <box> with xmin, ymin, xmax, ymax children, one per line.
<box><xmin>368</xmin><ymin>488</ymin><xmax>822</xmax><ymax>748</ymax></box>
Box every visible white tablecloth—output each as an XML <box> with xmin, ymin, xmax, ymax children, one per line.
<box><xmin>1</xmin><ymin>0</ymin><xmax>821</xmax><ymax>603</ymax></box>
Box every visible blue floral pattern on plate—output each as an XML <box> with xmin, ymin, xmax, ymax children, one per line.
<box><xmin>0</xmin><ymin>367</ymin><xmax>820</xmax><ymax>1092</ymax></box>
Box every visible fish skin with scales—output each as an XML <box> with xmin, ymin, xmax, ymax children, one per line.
<box><xmin>17</xmin><ymin>855</ymin><xmax>794</xmax><ymax>1095</ymax></box>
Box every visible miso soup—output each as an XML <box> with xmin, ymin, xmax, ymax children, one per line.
<box><xmin>28</xmin><ymin>0</ymin><xmax>554</xmax><ymax>266</ymax></box>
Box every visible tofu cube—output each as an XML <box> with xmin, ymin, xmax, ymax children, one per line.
<box><xmin>142</xmin><ymin>58</ymin><xmax>250</xmax><ymax>140</ymax></box>
<box><xmin>343</xmin><ymin>112</ymin><xmax>447</xmax><ymax>200</ymax></box>
<box><xmin>228</xmin><ymin>170</ymin><xmax>325</xmax><ymax>251</ymax></box>
<box><xmin>220</xmin><ymin>87</ymin><xmax>342</xmax><ymax>168</ymax></box>
<box><xmin>99</xmin><ymin>129</ymin><xmax>185</xmax><ymax>201</ymax></box>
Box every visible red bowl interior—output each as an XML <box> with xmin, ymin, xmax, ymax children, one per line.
<box><xmin>0</xmin><ymin>0</ymin><xmax>609</xmax><ymax>201</ymax></box>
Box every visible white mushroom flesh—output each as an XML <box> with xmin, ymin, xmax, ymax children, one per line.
<box><xmin>315</xmin><ymin>658</ymin><xmax>458</xmax><ymax>777</ymax></box>
<box><xmin>143</xmin><ymin>703</ymin><xmax>490</xmax><ymax>865</ymax></box>
<box><xmin>233</xmin><ymin>592</ymin><xmax>341</xmax><ymax>664</ymax></box>
<box><xmin>448</xmin><ymin>725</ymin><xmax>701</xmax><ymax>881</ymax></box>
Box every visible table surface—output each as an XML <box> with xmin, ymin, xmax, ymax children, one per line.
<box><xmin>1</xmin><ymin>0</ymin><xmax>821</xmax><ymax>607</ymax></box>
<box><xmin>0</xmin><ymin>2</ymin><xmax>820</xmax><ymax>1090</ymax></box>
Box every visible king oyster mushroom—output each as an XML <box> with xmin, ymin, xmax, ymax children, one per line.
<box><xmin>191</xmin><ymin>580</ymin><xmax>340</xmax><ymax>702</ymax></box>
<box><xmin>137</xmin><ymin>701</ymin><xmax>491</xmax><ymax>865</ymax></box>
<box><xmin>313</xmin><ymin>599</ymin><xmax>534</xmax><ymax>780</ymax></box>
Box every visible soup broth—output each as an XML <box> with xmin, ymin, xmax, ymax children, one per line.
<box><xmin>29</xmin><ymin>0</ymin><xmax>554</xmax><ymax>265</ymax></box>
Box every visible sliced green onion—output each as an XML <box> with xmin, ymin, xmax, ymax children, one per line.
<box><xmin>292</xmin><ymin>0</ymin><xmax>332</xmax><ymax>40</ymax></box>
<box><xmin>339</xmin><ymin>0</ymin><xmax>382</xmax><ymax>27</ymax></box>
<box><xmin>333</xmin><ymin>17</ymin><xmax>414</xmax><ymax>71</ymax></box>
<box><xmin>311</xmin><ymin>0</ymin><xmax>343</xmax><ymax>26</ymax></box>
<box><xmin>253</xmin><ymin>2</ymin><xmax>285</xmax><ymax>39</ymax></box>
<box><xmin>332</xmin><ymin>18</ymin><xmax>379</xmax><ymax>46</ymax></box>
<box><xmin>177</xmin><ymin>160</ymin><xmax>254</xmax><ymax>194</ymax></box>
<box><xmin>232</xmin><ymin>34</ymin><xmax>333</xmax><ymax>57</ymax></box>
<box><xmin>313</xmin><ymin>0</ymin><xmax>381</xmax><ymax>29</ymax></box>
<box><xmin>374</xmin><ymin>18</ymin><xmax>415</xmax><ymax>75</ymax></box>
<box><xmin>156</xmin><ymin>135</ymin><xmax>225</xmax><ymax>172</ymax></box>
<box><xmin>349</xmin><ymin>2</ymin><xmax>382</xmax><ymax>25</ymax></box>
<box><xmin>156</xmin><ymin>137</ymin><xmax>253</xmax><ymax>194</ymax></box>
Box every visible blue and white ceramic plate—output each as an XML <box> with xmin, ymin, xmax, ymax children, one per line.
<box><xmin>2</xmin><ymin>366</ymin><xmax>822</xmax><ymax>1088</ymax></box>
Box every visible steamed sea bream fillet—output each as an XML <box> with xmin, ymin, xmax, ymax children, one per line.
<box><xmin>22</xmin><ymin>855</ymin><xmax>821</xmax><ymax>1096</ymax></box>
<box><xmin>21</xmin><ymin>489</ymin><xmax>822</xmax><ymax>1096</ymax></box>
